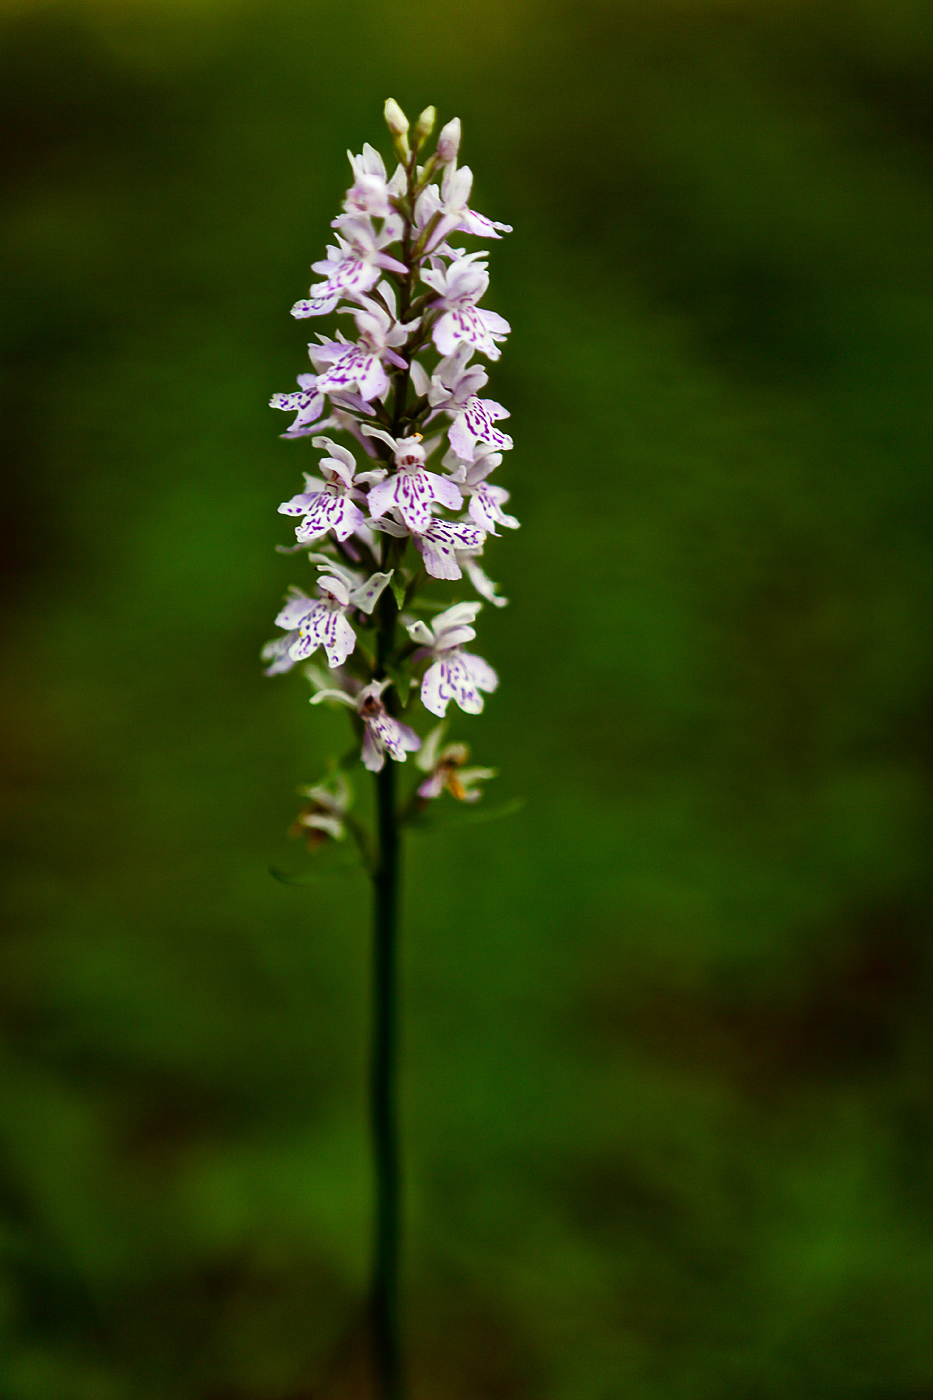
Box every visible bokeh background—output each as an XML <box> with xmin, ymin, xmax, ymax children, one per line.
<box><xmin>2</xmin><ymin>0</ymin><xmax>933</xmax><ymax>1395</ymax></box>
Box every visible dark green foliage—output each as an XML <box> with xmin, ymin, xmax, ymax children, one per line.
<box><xmin>1</xmin><ymin>1</ymin><xmax>932</xmax><ymax>1395</ymax></box>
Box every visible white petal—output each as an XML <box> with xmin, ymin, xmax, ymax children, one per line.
<box><xmin>433</xmin><ymin>624</ymin><xmax>476</xmax><ymax>650</ymax></box>
<box><xmin>322</xmin><ymin>611</ymin><xmax>357</xmax><ymax>668</ymax></box>
<box><xmin>361</xmin><ymin>425</ymin><xmax>399</xmax><ymax>452</ymax></box>
<box><xmin>448</xmin><ymin>413</ymin><xmax>476</xmax><ymax>462</ymax></box>
<box><xmin>462</xmin><ymin>651</ymin><xmax>498</xmax><ymax>694</ymax></box>
<box><xmin>330</xmin><ymin>497</ymin><xmax>366</xmax><ymax>542</ymax></box>
<box><xmin>417</xmin><ymin>771</ymin><xmax>447</xmax><ymax>799</ymax></box>
<box><xmin>462</xmin><ymin>555</ymin><xmax>508</xmax><ymax>607</ymax></box>
<box><xmin>428</xmin><ymin>471</ymin><xmax>463</xmax><ymax>511</ymax></box>
<box><xmin>278</xmin><ymin>485</ymin><xmax>323</xmax><ymax>517</ymax></box>
<box><xmin>433</xmin><ymin>600</ymin><xmax>482</xmax><ymax>632</ymax></box>
<box><xmin>369</xmin><ymin>514</ymin><xmax>409</xmax><ymax>538</ymax></box>
<box><xmin>421</xmin><ymin>660</ymin><xmax>453</xmax><ymax>717</ymax></box>
<box><xmin>432</xmin><ymin>311</ymin><xmax>463</xmax><ymax>358</ymax></box>
<box><xmin>445</xmin><ymin>655</ymin><xmax>483</xmax><ymax>714</ymax></box>
<box><xmin>441</xmin><ymin>520</ymin><xmax>486</xmax><ymax>550</ymax></box>
<box><xmin>294</xmin><ymin>492</ymin><xmax>343</xmax><ymax>540</ymax></box>
<box><xmin>386</xmin><ymin>717</ymin><xmax>421</xmax><ymax>757</ymax></box>
<box><xmin>480</xmin><ymin>308</ymin><xmax>510</xmax><ymax>336</ymax></box>
<box><xmin>358</xmin><ymin>678</ymin><xmax>392</xmax><ymax>704</ymax></box>
<box><xmin>366</xmin><ymin>477</ymin><xmax>397</xmax><ymax>520</ymax></box>
<box><xmin>319</xmin><ymin>454</ymin><xmax>355</xmax><ymax>489</ymax></box>
<box><xmin>356</xmin><ymin>355</ymin><xmax>390</xmax><ymax>402</ymax></box>
<box><xmin>407</xmin><ymin>620</ymin><xmax>434</xmax><ymax>646</ymax></box>
<box><xmin>468</xmin><ymin>492</ymin><xmax>499</xmax><ymax>534</ymax></box>
<box><xmin>262</xmin><ymin>633</ymin><xmax>299</xmax><ymax>675</ymax></box>
<box><xmin>415</xmin><ymin>534</ymin><xmax>461</xmax><ymax>580</ymax></box>
<box><xmin>410</xmin><ymin>360</ymin><xmax>431</xmax><ymax>397</ymax></box>
<box><xmin>393</xmin><ymin>469</ymin><xmax>435</xmax><ymax>532</ymax></box>
<box><xmin>275</xmin><ymin>591</ymin><xmax>316</xmax><ymax>629</ymax></box>
<box><xmin>349</xmin><ymin>571</ymin><xmax>394</xmax><ymax>614</ymax></box>
<box><xmin>317</xmin><ymin>575</ymin><xmax>351</xmax><ymax>606</ymax></box>
<box><xmin>361</xmin><ymin>727</ymin><xmax>385</xmax><ymax>771</ymax></box>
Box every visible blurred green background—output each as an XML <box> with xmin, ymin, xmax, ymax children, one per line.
<box><xmin>2</xmin><ymin>0</ymin><xmax>933</xmax><ymax>1395</ymax></box>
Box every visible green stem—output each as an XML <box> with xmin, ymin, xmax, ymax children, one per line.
<box><xmin>370</xmin><ymin>585</ymin><xmax>403</xmax><ymax>1400</ymax></box>
<box><xmin>369</xmin><ymin>146</ymin><xmax>421</xmax><ymax>1397</ymax></box>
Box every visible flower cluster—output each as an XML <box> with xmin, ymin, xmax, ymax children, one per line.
<box><xmin>265</xmin><ymin>101</ymin><xmax>515</xmax><ymax>822</ymax></box>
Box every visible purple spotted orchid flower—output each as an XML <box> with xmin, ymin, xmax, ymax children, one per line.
<box><xmin>407</xmin><ymin>602</ymin><xmax>498</xmax><ymax>718</ymax></box>
<box><xmin>368</xmin><ymin>506</ymin><xmax>488</xmax><ymax>582</ymax></box>
<box><xmin>415</xmin><ymin>166</ymin><xmax>513</xmax><ymax>254</ymax></box>
<box><xmin>309</xmin><ymin>285</ymin><xmax>415</xmax><ymax>403</ymax></box>
<box><xmin>263</xmin><ymin>562</ymin><xmax>395</xmax><ymax>673</ymax></box>
<box><xmin>277</xmin><ymin>437</ymin><xmax>370</xmax><ymax>543</ymax></box>
<box><xmin>363</xmin><ymin>427</ymin><xmax>462</xmax><ymax>531</ymax></box>
<box><xmin>291</xmin><ymin>220</ymin><xmax>408</xmax><ymax>320</ymax></box>
<box><xmin>420</xmin><ymin>344</ymin><xmax>513</xmax><ymax>461</ymax></box>
<box><xmin>443</xmin><ymin>444</ymin><xmax>519</xmax><ymax>533</ymax></box>
<box><xmin>414</xmin><ymin>724</ymin><xmax>496</xmax><ymax>803</ymax></box>
<box><xmin>421</xmin><ymin>254</ymin><xmax>510</xmax><ymax>361</ymax></box>
<box><xmin>310</xmin><ymin>677</ymin><xmax>421</xmax><ymax>774</ymax></box>
<box><xmin>339</xmin><ymin>143</ymin><xmax>399</xmax><ymax>222</ymax></box>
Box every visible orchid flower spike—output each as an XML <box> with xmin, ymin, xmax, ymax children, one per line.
<box><xmin>266</xmin><ymin>104</ymin><xmax>514</xmax><ymax>786</ymax></box>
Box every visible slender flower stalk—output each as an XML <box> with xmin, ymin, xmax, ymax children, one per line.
<box><xmin>264</xmin><ymin>99</ymin><xmax>515</xmax><ymax>1397</ymax></box>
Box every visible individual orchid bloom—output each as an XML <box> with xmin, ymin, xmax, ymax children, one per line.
<box><xmin>310</xmin><ymin>285</ymin><xmax>414</xmax><ymax>403</ymax></box>
<box><xmin>410</xmin><ymin>515</ymin><xmax>487</xmax><ymax>581</ymax></box>
<box><xmin>291</xmin><ymin>772</ymin><xmax>353</xmax><ymax>846</ymax></box>
<box><xmin>357</xmin><ymin>681</ymin><xmax>421</xmax><ymax>773</ymax></box>
<box><xmin>278</xmin><ymin>438</ymin><xmax>366</xmax><ymax>543</ymax></box>
<box><xmin>414</xmin><ymin>725</ymin><xmax>496</xmax><ymax>803</ymax></box>
<box><xmin>280</xmin><ymin>580</ymin><xmax>356</xmax><ymax>668</ymax></box>
<box><xmin>269</xmin><ymin>563</ymin><xmax>394</xmax><ymax>670</ymax></box>
<box><xmin>421</xmin><ymin>255</ymin><xmax>511</xmax><ymax>361</ymax></box>
<box><xmin>423</xmin><ymin>346</ymin><xmax>512</xmax><ymax>459</ymax></box>
<box><xmin>269</xmin><ymin>372</ymin><xmax>327</xmax><ymax>437</ymax></box>
<box><xmin>423</xmin><ymin>342</ymin><xmax>488</xmax><ymax>407</ymax></box>
<box><xmin>310</xmin><ymin>678</ymin><xmax>421</xmax><ymax>773</ymax></box>
<box><xmin>310</xmin><ymin>335</ymin><xmax>390</xmax><ymax>404</ymax></box>
<box><xmin>362</xmin><ymin>428</ymin><xmax>462</xmax><ymax>531</ymax></box>
<box><xmin>407</xmin><ymin>602</ymin><xmax>498</xmax><ymax>718</ymax></box>
<box><xmin>414</xmin><ymin>164</ymin><xmax>512</xmax><ymax>253</ymax></box>
<box><xmin>291</xmin><ymin>221</ymin><xmax>408</xmax><ymax>319</ymax></box>
<box><xmin>339</xmin><ymin>143</ymin><xmax>394</xmax><ymax>220</ymax></box>
<box><xmin>443</xmin><ymin>445</ymin><xmax>519</xmax><ymax>533</ymax></box>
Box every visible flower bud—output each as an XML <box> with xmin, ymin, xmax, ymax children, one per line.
<box><xmin>413</xmin><ymin>105</ymin><xmax>436</xmax><ymax>150</ymax></box>
<box><xmin>383</xmin><ymin>98</ymin><xmax>409</xmax><ymax>137</ymax></box>
<box><xmin>436</xmin><ymin>116</ymin><xmax>461</xmax><ymax>165</ymax></box>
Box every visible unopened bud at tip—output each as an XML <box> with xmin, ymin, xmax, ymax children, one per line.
<box><xmin>384</xmin><ymin>98</ymin><xmax>409</xmax><ymax>136</ymax></box>
<box><xmin>436</xmin><ymin>116</ymin><xmax>461</xmax><ymax>164</ymax></box>
<box><xmin>414</xmin><ymin>105</ymin><xmax>436</xmax><ymax>147</ymax></box>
